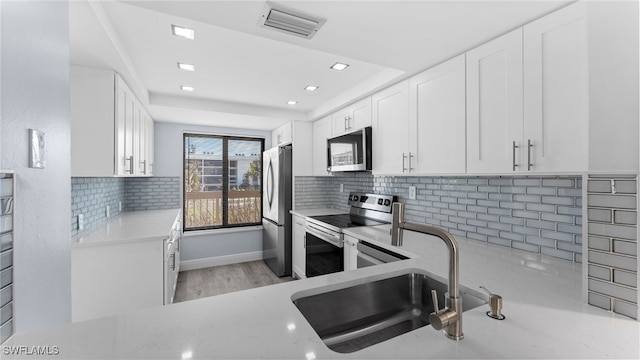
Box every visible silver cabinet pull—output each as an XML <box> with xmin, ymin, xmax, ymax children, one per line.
<box><xmin>408</xmin><ymin>152</ymin><xmax>414</xmax><ymax>172</ymax></box>
<box><xmin>402</xmin><ymin>153</ymin><xmax>408</xmax><ymax>173</ymax></box>
<box><xmin>512</xmin><ymin>141</ymin><xmax>518</xmax><ymax>171</ymax></box>
<box><xmin>344</xmin><ymin>117</ymin><xmax>348</xmax><ymax>131</ymax></box>
<box><xmin>125</xmin><ymin>156</ymin><xmax>134</xmax><ymax>174</ymax></box>
<box><xmin>141</xmin><ymin>160</ymin><xmax>147</xmax><ymax>175</ymax></box>
<box><xmin>527</xmin><ymin>139</ymin><xmax>533</xmax><ymax>171</ymax></box>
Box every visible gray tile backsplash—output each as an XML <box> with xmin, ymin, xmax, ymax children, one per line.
<box><xmin>586</xmin><ymin>175</ymin><xmax>637</xmax><ymax>319</ymax></box>
<box><xmin>71</xmin><ymin>177</ymin><xmax>181</xmax><ymax>236</ymax></box>
<box><xmin>295</xmin><ymin>174</ymin><xmax>583</xmax><ymax>262</ymax></box>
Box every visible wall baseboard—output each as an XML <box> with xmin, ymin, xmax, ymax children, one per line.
<box><xmin>179</xmin><ymin>251</ymin><xmax>264</xmax><ymax>271</ymax></box>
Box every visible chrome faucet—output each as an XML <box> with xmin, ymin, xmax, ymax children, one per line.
<box><xmin>391</xmin><ymin>202</ymin><xmax>464</xmax><ymax>340</ymax></box>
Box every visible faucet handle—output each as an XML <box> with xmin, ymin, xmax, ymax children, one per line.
<box><xmin>480</xmin><ymin>286</ymin><xmax>505</xmax><ymax>320</ymax></box>
<box><xmin>430</xmin><ymin>289</ymin><xmax>439</xmax><ymax>312</ymax></box>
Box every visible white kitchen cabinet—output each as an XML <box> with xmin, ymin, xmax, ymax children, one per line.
<box><xmin>409</xmin><ymin>54</ymin><xmax>466</xmax><ymax>174</ymax></box>
<box><xmin>272</xmin><ymin>122</ymin><xmax>293</xmax><ymax>147</ymax></box>
<box><xmin>331</xmin><ymin>97</ymin><xmax>372</xmax><ymax>136</ymax></box>
<box><xmin>523</xmin><ymin>2</ymin><xmax>587</xmax><ymax>173</ymax></box>
<box><xmin>312</xmin><ymin>116</ymin><xmax>332</xmax><ymax>176</ymax></box>
<box><xmin>467</xmin><ymin>4</ymin><xmax>587</xmax><ymax>175</ymax></box>
<box><xmin>292</xmin><ymin>215</ymin><xmax>306</xmax><ymax>279</ymax></box>
<box><xmin>466</xmin><ymin>29</ymin><xmax>524</xmax><ymax>174</ymax></box>
<box><xmin>372</xmin><ymin>80</ymin><xmax>410</xmax><ymax>175</ymax></box>
<box><xmin>72</xmin><ymin>210</ymin><xmax>181</xmax><ymax>322</ymax></box>
<box><xmin>343</xmin><ymin>235</ymin><xmax>359</xmax><ymax>271</ymax></box>
<box><xmin>71</xmin><ymin>65</ymin><xmax>154</xmax><ymax>177</ymax></box>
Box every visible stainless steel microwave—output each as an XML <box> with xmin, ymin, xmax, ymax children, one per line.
<box><xmin>327</xmin><ymin>126</ymin><xmax>372</xmax><ymax>172</ymax></box>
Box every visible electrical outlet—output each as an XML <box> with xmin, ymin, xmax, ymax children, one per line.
<box><xmin>118</xmin><ymin>201</ymin><xmax>122</xmax><ymax>212</ymax></box>
<box><xmin>340</xmin><ymin>184</ymin><xmax>344</xmax><ymax>193</ymax></box>
<box><xmin>409</xmin><ymin>186</ymin><xmax>417</xmax><ymax>200</ymax></box>
<box><xmin>106</xmin><ymin>206</ymin><xmax>110</xmax><ymax>218</ymax></box>
<box><xmin>78</xmin><ymin>214</ymin><xmax>84</xmax><ymax>230</ymax></box>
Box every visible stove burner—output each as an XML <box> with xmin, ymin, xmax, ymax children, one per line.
<box><xmin>308</xmin><ymin>214</ymin><xmax>387</xmax><ymax>229</ymax></box>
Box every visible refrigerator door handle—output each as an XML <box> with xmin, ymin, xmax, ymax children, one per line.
<box><xmin>266</xmin><ymin>157</ymin><xmax>274</xmax><ymax>209</ymax></box>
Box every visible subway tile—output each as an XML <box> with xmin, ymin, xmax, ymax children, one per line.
<box><xmin>541</xmin><ymin>247</ymin><xmax>574</xmax><ymax>261</ymax></box>
<box><xmin>588</xmin><ymin>264</ymin><xmax>611</xmax><ymax>281</ymax></box>
<box><xmin>467</xmin><ymin>233</ymin><xmax>488</xmax><ymax>242</ymax></box>
<box><xmin>512</xmin><ymin>241</ymin><xmax>540</xmax><ymax>253</ymax></box>
<box><xmin>514</xmin><ymin>194</ymin><xmax>542</xmax><ymax>203</ymax></box>
<box><xmin>588</xmin><ymin>250</ymin><xmax>637</xmax><ymax>272</ymax></box>
<box><xmin>587</xmin><ymin>194</ymin><xmax>636</xmax><ymax>210</ymax></box>
<box><xmin>488</xmin><ymin>236</ymin><xmax>511</xmax><ymax>247</ymax></box>
<box><xmin>512</xmin><ymin>225</ymin><xmax>540</xmax><ymax>236</ymax></box>
<box><xmin>526</xmin><ymin>236</ymin><xmax>557</xmax><ymax>248</ymax></box>
<box><xmin>613</xmin><ymin>210</ymin><xmax>637</xmax><ymax>225</ymax></box>
<box><xmin>488</xmin><ymin>193</ymin><xmax>512</xmax><ymax>201</ymax></box>
<box><xmin>588</xmin><ymin>291</ymin><xmax>612</xmax><ymax>310</ymax></box>
<box><xmin>613</xmin><ymin>269</ymin><xmax>637</xmax><ymax>288</ymax></box>
<box><xmin>556</xmin><ymin>241</ymin><xmax>582</xmax><ymax>254</ymax></box>
<box><xmin>588</xmin><ymin>208</ymin><xmax>612</xmax><ymax>223</ymax></box>
<box><xmin>499</xmin><ymin>201</ymin><xmax>525</xmax><ymax>210</ymax></box>
<box><xmin>540</xmin><ymin>213</ymin><xmax>574</xmax><ymax>224</ymax></box>
<box><xmin>588</xmin><ymin>278</ymin><xmax>637</xmax><ymax>303</ymax></box>
<box><xmin>526</xmin><ymin>203</ymin><xmax>556</xmax><ymax>213</ymax></box>
<box><xmin>588</xmin><ymin>236</ymin><xmax>611</xmax><ymax>252</ymax></box>
<box><xmin>526</xmin><ymin>219</ymin><xmax>556</xmax><ymax>231</ymax></box>
<box><xmin>541</xmin><ymin>196</ymin><xmax>574</xmax><ymax>206</ymax></box>
<box><xmin>512</xmin><ymin>210</ymin><xmax>541</xmax><ymax>220</ymax></box>
<box><xmin>613</xmin><ymin>180</ymin><xmax>637</xmax><ymax>194</ymax></box>
<box><xmin>513</xmin><ymin>178</ymin><xmax>541</xmax><ymax>186</ymax></box>
<box><xmin>500</xmin><ymin>231</ymin><xmax>524</xmax><ymax>242</ymax></box>
<box><xmin>557</xmin><ymin>224</ymin><xmax>582</xmax><ymax>235</ymax></box>
<box><xmin>540</xmin><ymin>230</ymin><xmax>574</xmax><ymax>243</ymax></box>
<box><xmin>488</xmin><ymin>178</ymin><xmax>512</xmax><ymax>186</ymax></box>
<box><xmin>477</xmin><ymin>227</ymin><xmax>499</xmax><ymax>237</ymax></box>
<box><xmin>499</xmin><ymin>186</ymin><xmax>526</xmax><ymax>194</ymax></box>
<box><xmin>588</xmin><ymin>222</ymin><xmax>636</xmax><ymax>241</ymax></box>
<box><xmin>542</xmin><ymin>178</ymin><xmax>575</xmax><ymax>187</ymax></box>
<box><xmin>612</xmin><ymin>300</ymin><xmax>638</xmax><ymax>319</ymax></box>
<box><xmin>588</xmin><ymin>180</ymin><xmax>613</xmax><ymax>193</ymax></box>
<box><xmin>526</xmin><ymin>187</ymin><xmax>556</xmax><ymax>196</ymax></box>
<box><xmin>612</xmin><ymin>240</ymin><xmax>637</xmax><ymax>257</ymax></box>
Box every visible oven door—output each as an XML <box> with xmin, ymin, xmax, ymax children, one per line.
<box><xmin>305</xmin><ymin>222</ymin><xmax>344</xmax><ymax>277</ymax></box>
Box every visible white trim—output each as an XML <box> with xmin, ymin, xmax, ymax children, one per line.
<box><xmin>179</xmin><ymin>251</ymin><xmax>264</xmax><ymax>271</ymax></box>
<box><xmin>182</xmin><ymin>225</ymin><xmax>263</xmax><ymax>238</ymax></box>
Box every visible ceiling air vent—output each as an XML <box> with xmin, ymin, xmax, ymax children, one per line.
<box><xmin>258</xmin><ymin>3</ymin><xmax>325</xmax><ymax>39</ymax></box>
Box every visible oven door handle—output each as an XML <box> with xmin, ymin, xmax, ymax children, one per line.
<box><xmin>306</xmin><ymin>223</ymin><xmax>343</xmax><ymax>248</ymax></box>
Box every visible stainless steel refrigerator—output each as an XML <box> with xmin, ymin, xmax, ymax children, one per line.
<box><xmin>262</xmin><ymin>145</ymin><xmax>292</xmax><ymax>277</ymax></box>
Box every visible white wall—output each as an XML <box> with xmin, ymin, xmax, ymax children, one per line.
<box><xmin>154</xmin><ymin>122</ymin><xmax>271</xmax><ymax>265</ymax></box>
<box><xmin>0</xmin><ymin>1</ymin><xmax>71</xmax><ymax>333</ymax></box>
<box><xmin>587</xmin><ymin>0</ymin><xmax>639</xmax><ymax>173</ymax></box>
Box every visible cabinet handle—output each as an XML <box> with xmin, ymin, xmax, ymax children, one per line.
<box><xmin>141</xmin><ymin>160</ymin><xmax>147</xmax><ymax>175</ymax></box>
<box><xmin>126</xmin><ymin>156</ymin><xmax>134</xmax><ymax>174</ymax></box>
<box><xmin>402</xmin><ymin>153</ymin><xmax>408</xmax><ymax>173</ymax></box>
<box><xmin>303</xmin><ymin>234</ymin><xmax>306</xmax><ymax>248</ymax></box>
<box><xmin>344</xmin><ymin>117</ymin><xmax>348</xmax><ymax>131</ymax></box>
<box><xmin>512</xmin><ymin>141</ymin><xmax>519</xmax><ymax>171</ymax></box>
<box><xmin>527</xmin><ymin>139</ymin><xmax>533</xmax><ymax>171</ymax></box>
<box><xmin>170</xmin><ymin>253</ymin><xmax>176</xmax><ymax>270</ymax></box>
<box><xmin>408</xmin><ymin>152</ymin><xmax>414</xmax><ymax>172</ymax></box>
<box><xmin>277</xmin><ymin>134</ymin><xmax>281</xmax><ymax>144</ymax></box>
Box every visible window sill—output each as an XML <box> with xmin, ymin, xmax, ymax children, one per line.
<box><xmin>182</xmin><ymin>225</ymin><xmax>263</xmax><ymax>238</ymax></box>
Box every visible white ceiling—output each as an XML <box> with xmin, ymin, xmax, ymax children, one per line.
<box><xmin>69</xmin><ymin>0</ymin><xmax>572</xmax><ymax>131</ymax></box>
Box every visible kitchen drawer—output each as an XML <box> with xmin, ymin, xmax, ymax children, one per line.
<box><xmin>0</xmin><ymin>250</ymin><xmax>11</xmax><ymax>270</ymax></box>
<box><xmin>0</xmin><ymin>285</ymin><xmax>11</xmax><ymax>309</ymax></box>
<box><xmin>0</xmin><ymin>268</ymin><xmax>12</xmax><ymax>289</ymax></box>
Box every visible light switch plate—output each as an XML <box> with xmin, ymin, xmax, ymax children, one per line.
<box><xmin>409</xmin><ymin>186</ymin><xmax>417</xmax><ymax>200</ymax></box>
<box><xmin>78</xmin><ymin>214</ymin><xmax>84</xmax><ymax>230</ymax></box>
<box><xmin>340</xmin><ymin>184</ymin><xmax>344</xmax><ymax>192</ymax></box>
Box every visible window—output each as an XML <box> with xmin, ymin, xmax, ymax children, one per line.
<box><xmin>183</xmin><ymin>134</ymin><xmax>264</xmax><ymax>230</ymax></box>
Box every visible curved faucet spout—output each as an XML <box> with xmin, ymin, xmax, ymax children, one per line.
<box><xmin>391</xmin><ymin>202</ymin><xmax>463</xmax><ymax>340</ymax></box>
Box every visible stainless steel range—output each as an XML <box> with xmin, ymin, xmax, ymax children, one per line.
<box><xmin>304</xmin><ymin>192</ymin><xmax>396</xmax><ymax>277</ymax></box>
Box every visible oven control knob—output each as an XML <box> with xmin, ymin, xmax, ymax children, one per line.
<box><xmin>377</xmin><ymin>199</ymin><xmax>383</xmax><ymax>205</ymax></box>
<box><xmin>384</xmin><ymin>199</ymin><xmax>391</xmax><ymax>206</ymax></box>
<box><xmin>351</xmin><ymin>195</ymin><xmax>359</xmax><ymax>202</ymax></box>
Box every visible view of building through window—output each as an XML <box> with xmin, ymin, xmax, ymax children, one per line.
<box><xmin>183</xmin><ymin>134</ymin><xmax>263</xmax><ymax>230</ymax></box>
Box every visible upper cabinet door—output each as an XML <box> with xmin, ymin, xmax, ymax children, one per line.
<box><xmin>466</xmin><ymin>29</ymin><xmax>524</xmax><ymax>174</ymax></box>
<box><xmin>331</xmin><ymin>97</ymin><xmax>372</xmax><ymax>136</ymax></box>
<box><xmin>409</xmin><ymin>54</ymin><xmax>466</xmax><ymax>174</ymax></box>
<box><xmin>372</xmin><ymin>80</ymin><xmax>410</xmax><ymax>175</ymax></box>
<box><xmin>313</xmin><ymin>116</ymin><xmax>332</xmax><ymax>176</ymax></box>
<box><xmin>523</xmin><ymin>3</ymin><xmax>587</xmax><ymax>173</ymax></box>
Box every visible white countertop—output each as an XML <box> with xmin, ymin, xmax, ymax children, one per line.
<box><xmin>6</xmin><ymin>211</ymin><xmax>638</xmax><ymax>359</ymax></box>
<box><xmin>291</xmin><ymin>207</ymin><xmax>347</xmax><ymax>217</ymax></box>
<box><xmin>72</xmin><ymin>209</ymin><xmax>181</xmax><ymax>247</ymax></box>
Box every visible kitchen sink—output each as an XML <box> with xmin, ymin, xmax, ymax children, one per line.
<box><xmin>292</xmin><ymin>271</ymin><xmax>486</xmax><ymax>353</ymax></box>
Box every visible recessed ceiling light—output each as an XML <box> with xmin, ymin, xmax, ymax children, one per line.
<box><xmin>172</xmin><ymin>25</ymin><xmax>195</xmax><ymax>40</ymax></box>
<box><xmin>287</xmin><ymin>100</ymin><xmax>297</xmax><ymax>105</ymax></box>
<box><xmin>330</xmin><ymin>62</ymin><xmax>349</xmax><ymax>71</ymax></box>
<box><xmin>181</xmin><ymin>85</ymin><xmax>194</xmax><ymax>92</ymax></box>
<box><xmin>177</xmin><ymin>63</ymin><xmax>195</xmax><ymax>71</ymax></box>
<box><xmin>304</xmin><ymin>85</ymin><xmax>319</xmax><ymax>91</ymax></box>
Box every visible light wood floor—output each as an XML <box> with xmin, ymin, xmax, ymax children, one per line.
<box><xmin>173</xmin><ymin>260</ymin><xmax>294</xmax><ymax>303</ymax></box>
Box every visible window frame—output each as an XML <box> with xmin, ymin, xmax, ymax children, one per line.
<box><xmin>183</xmin><ymin>133</ymin><xmax>264</xmax><ymax>232</ymax></box>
